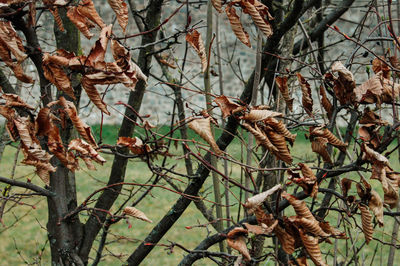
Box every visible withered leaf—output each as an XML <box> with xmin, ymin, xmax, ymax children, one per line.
<box><xmin>117</xmin><ymin>136</ymin><xmax>151</xmax><ymax>155</ymax></box>
<box><xmin>240</xmin><ymin>0</ymin><xmax>273</xmax><ymax>37</ymax></box>
<box><xmin>188</xmin><ymin>117</ymin><xmax>222</xmax><ymax>155</ymax></box>
<box><xmin>225</xmin><ymin>5</ymin><xmax>251</xmax><ymax>47</ymax></box>
<box><xmin>58</xmin><ymin>97</ymin><xmax>98</xmax><ymax>148</ymax></box>
<box><xmin>107</xmin><ymin>0</ymin><xmax>129</xmax><ymax>32</ymax></box>
<box><xmin>213</xmin><ymin>95</ymin><xmax>244</xmax><ymax>118</ymax></box>
<box><xmin>186</xmin><ymin>30</ymin><xmax>207</xmax><ymax>73</ymax></box>
<box><xmin>226</xmin><ymin>227</ymin><xmax>251</xmax><ymax>261</ymax></box>
<box><xmin>311</xmin><ymin>137</ymin><xmax>332</xmax><ymax>164</ymax></box>
<box><xmin>369</xmin><ymin>190</ymin><xmax>384</xmax><ymax>227</ymax></box>
<box><xmin>359</xmin><ymin>203</ymin><xmax>373</xmax><ymax>244</ymax></box>
<box><xmin>297</xmin><ymin>73</ymin><xmax>313</xmax><ymax>117</ymax></box>
<box><xmin>244</xmin><ymin>184</ymin><xmax>281</xmax><ymax>213</ymax></box>
<box><xmin>275</xmin><ymin>76</ymin><xmax>293</xmax><ymax>112</ymax></box>
<box><xmin>298</xmin><ymin>228</ymin><xmax>327</xmax><ymax>266</ymax></box>
<box><xmin>123</xmin><ymin>206</ymin><xmax>153</xmax><ymax>223</ymax></box>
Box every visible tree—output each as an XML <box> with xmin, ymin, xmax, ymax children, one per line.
<box><xmin>0</xmin><ymin>0</ymin><xmax>399</xmax><ymax>265</ymax></box>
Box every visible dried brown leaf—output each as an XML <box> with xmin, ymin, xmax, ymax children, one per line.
<box><xmin>241</xmin><ymin>0</ymin><xmax>273</xmax><ymax>37</ymax></box>
<box><xmin>123</xmin><ymin>206</ymin><xmax>153</xmax><ymax>223</ymax></box>
<box><xmin>214</xmin><ymin>95</ymin><xmax>244</xmax><ymax>118</ymax></box>
<box><xmin>243</xmin><ymin>184</ymin><xmax>281</xmax><ymax>213</ymax></box>
<box><xmin>226</xmin><ymin>227</ymin><xmax>251</xmax><ymax>261</ymax></box>
<box><xmin>211</xmin><ymin>0</ymin><xmax>222</xmax><ymax>13</ymax></box>
<box><xmin>58</xmin><ymin>97</ymin><xmax>97</xmax><ymax>148</ymax></box>
<box><xmin>265</xmin><ymin>127</ymin><xmax>292</xmax><ymax>164</ymax></box>
<box><xmin>265</xmin><ymin>117</ymin><xmax>296</xmax><ymax>145</ymax></box>
<box><xmin>188</xmin><ymin>117</ymin><xmax>222</xmax><ymax>155</ymax></box>
<box><xmin>186</xmin><ymin>30</ymin><xmax>207</xmax><ymax>72</ymax></box>
<box><xmin>297</xmin><ymin>73</ymin><xmax>313</xmax><ymax>117</ymax></box>
<box><xmin>311</xmin><ymin>137</ymin><xmax>332</xmax><ymax>164</ymax></box>
<box><xmin>298</xmin><ymin>228</ymin><xmax>327</xmax><ymax>266</ymax></box>
<box><xmin>241</xmin><ymin>109</ymin><xmax>282</xmax><ymax>122</ymax></box>
<box><xmin>319</xmin><ymin>85</ymin><xmax>333</xmax><ymax>119</ymax></box>
<box><xmin>242</xmin><ymin>122</ymin><xmax>278</xmax><ymax>153</ymax></box>
<box><xmin>359</xmin><ymin>203</ymin><xmax>373</xmax><ymax>244</ymax></box>
<box><xmin>310</xmin><ymin>126</ymin><xmax>347</xmax><ymax>151</ymax></box>
<box><xmin>225</xmin><ymin>5</ymin><xmax>251</xmax><ymax>47</ymax></box>
<box><xmin>81</xmin><ymin>76</ymin><xmax>110</xmax><ymax>115</ymax></box>
<box><xmin>42</xmin><ymin>53</ymin><xmax>75</xmax><ymax>99</ymax></box>
<box><xmin>369</xmin><ymin>190</ymin><xmax>384</xmax><ymax>227</ymax></box>
<box><xmin>275</xmin><ymin>76</ymin><xmax>293</xmax><ymax>112</ymax></box>
<box><xmin>107</xmin><ymin>0</ymin><xmax>128</xmax><ymax>32</ymax></box>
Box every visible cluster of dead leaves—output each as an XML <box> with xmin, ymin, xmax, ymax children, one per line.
<box><xmin>42</xmin><ymin>25</ymin><xmax>147</xmax><ymax>115</ymax></box>
<box><xmin>341</xmin><ymin>177</ymin><xmax>384</xmax><ymax>244</ymax></box>
<box><xmin>227</xmin><ymin>187</ymin><xmax>346</xmax><ymax>265</ymax></box>
<box><xmin>287</xmin><ymin>163</ymin><xmax>318</xmax><ymax>198</ymax></box>
<box><xmin>326</xmin><ymin>60</ymin><xmax>399</xmax><ymax>107</ymax></box>
<box><xmin>187</xmin><ymin>96</ymin><xmax>296</xmax><ymax>163</ymax></box>
<box><xmin>0</xmin><ymin>94</ymin><xmax>105</xmax><ymax>185</ymax></box>
<box><xmin>186</xmin><ymin>0</ymin><xmax>273</xmax><ymax>70</ymax></box>
<box><xmin>0</xmin><ymin>20</ymin><xmax>33</xmax><ymax>83</ymax></box>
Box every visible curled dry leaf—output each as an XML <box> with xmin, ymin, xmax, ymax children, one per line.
<box><xmin>111</xmin><ymin>39</ymin><xmax>148</xmax><ymax>87</ymax></box>
<box><xmin>107</xmin><ymin>0</ymin><xmax>128</xmax><ymax>32</ymax></box>
<box><xmin>275</xmin><ymin>76</ymin><xmax>293</xmax><ymax>112</ymax></box>
<box><xmin>298</xmin><ymin>228</ymin><xmax>327</xmax><ymax>266</ymax></box>
<box><xmin>67</xmin><ymin>4</ymin><xmax>96</xmax><ymax>39</ymax></box>
<box><xmin>311</xmin><ymin>137</ymin><xmax>332</xmax><ymax>164</ymax></box>
<box><xmin>330</xmin><ymin>61</ymin><xmax>356</xmax><ymax>105</ymax></box>
<box><xmin>244</xmin><ymin>184</ymin><xmax>281</xmax><ymax>213</ymax></box>
<box><xmin>241</xmin><ymin>109</ymin><xmax>282</xmax><ymax>122</ymax></box>
<box><xmin>81</xmin><ymin>76</ymin><xmax>110</xmax><ymax>115</ymax></box>
<box><xmin>369</xmin><ymin>190</ymin><xmax>384</xmax><ymax>227</ymax></box>
<box><xmin>265</xmin><ymin>127</ymin><xmax>293</xmax><ymax>164</ymax></box>
<box><xmin>298</xmin><ymin>163</ymin><xmax>318</xmax><ymax>197</ymax></box>
<box><xmin>188</xmin><ymin>117</ymin><xmax>222</xmax><ymax>155</ymax></box>
<box><xmin>213</xmin><ymin>95</ymin><xmax>244</xmax><ymax>118</ymax></box>
<box><xmin>1</xmin><ymin>94</ymin><xmax>34</xmax><ymax>110</ymax></box>
<box><xmin>42</xmin><ymin>52</ymin><xmax>75</xmax><ymax>99</ymax></box>
<box><xmin>359</xmin><ymin>203</ymin><xmax>373</xmax><ymax>244</ymax></box>
<box><xmin>359</xmin><ymin>107</ymin><xmax>388</xmax><ymax>125</ymax></box>
<box><xmin>36</xmin><ymin>107</ymin><xmax>78</xmax><ymax>171</ymax></box>
<box><xmin>289</xmin><ymin>216</ymin><xmax>329</xmax><ymax>237</ymax></box>
<box><xmin>58</xmin><ymin>97</ymin><xmax>97</xmax><ymax>148</ymax></box>
<box><xmin>319</xmin><ymin>85</ymin><xmax>333</xmax><ymax>119</ymax></box>
<box><xmin>186</xmin><ymin>30</ymin><xmax>207</xmax><ymax>72</ymax></box>
<box><xmin>117</xmin><ymin>136</ymin><xmax>151</xmax><ymax>155</ymax></box>
<box><xmin>372</xmin><ymin>57</ymin><xmax>390</xmax><ymax>78</ymax></box>
<box><xmin>319</xmin><ymin>221</ymin><xmax>347</xmax><ymax>239</ymax></box>
<box><xmin>265</xmin><ymin>117</ymin><xmax>296</xmax><ymax>145</ymax></box>
<box><xmin>371</xmin><ymin>164</ymin><xmax>399</xmax><ymax>208</ymax></box>
<box><xmin>310</xmin><ymin>126</ymin><xmax>347</xmax><ymax>151</ymax></box>
<box><xmin>49</xmin><ymin>7</ymin><xmax>64</xmax><ymax>32</ymax></box>
<box><xmin>75</xmin><ymin>0</ymin><xmax>105</xmax><ymax>29</ymax></box>
<box><xmin>225</xmin><ymin>5</ymin><xmax>251</xmax><ymax>47</ymax></box>
<box><xmin>242</xmin><ymin>122</ymin><xmax>278</xmax><ymax>153</ymax></box>
<box><xmin>68</xmin><ymin>138</ymin><xmax>105</xmax><ymax>170</ymax></box>
<box><xmin>123</xmin><ymin>206</ymin><xmax>153</xmax><ymax>223</ymax></box>
<box><xmin>281</xmin><ymin>191</ymin><xmax>314</xmax><ymax>220</ymax></box>
<box><xmin>211</xmin><ymin>0</ymin><xmax>222</xmax><ymax>13</ymax></box>
<box><xmin>241</xmin><ymin>0</ymin><xmax>273</xmax><ymax>37</ymax></box>
<box><xmin>341</xmin><ymin>178</ymin><xmax>352</xmax><ymax>197</ymax></box>
<box><xmin>297</xmin><ymin>73</ymin><xmax>313</xmax><ymax>117</ymax></box>
<box><xmin>243</xmin><ymin>221</ymin><xmax>277</xmax><ymax>235</ymax></box>
<box><xmin>226</xmin><ymin>227</ymin><xmax>251</xmax><ymax>261</ymax></box>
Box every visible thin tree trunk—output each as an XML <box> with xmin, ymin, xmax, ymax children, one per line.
<box><xmin>204</xmin><ymin>0</ymin><xmax>225</xmax><ymax>254</ymax></box>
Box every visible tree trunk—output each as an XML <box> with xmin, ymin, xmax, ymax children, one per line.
<box><xmin>46</xmin><ymin>6</ymin><xmax>84</xmax><ymax>265</ymax></box>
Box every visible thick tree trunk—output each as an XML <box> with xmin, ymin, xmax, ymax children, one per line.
<box><xmin>46</xmin><ymin>7</ymin><xmax>84</xmax><ymax>265</ymax></box>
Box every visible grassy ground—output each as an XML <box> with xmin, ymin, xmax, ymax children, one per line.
<box><xmin>0</xmin><ymin>125</ymin><xmax>399</xmax><ymax>265</ymax></box>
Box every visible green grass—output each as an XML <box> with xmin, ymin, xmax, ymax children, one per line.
<box><xmin>0</xmin><ymin>124</ymin><xmax>399</xmax><ymax>265</ymax></box>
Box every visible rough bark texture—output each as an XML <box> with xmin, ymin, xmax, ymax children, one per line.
<box><xmin>46</xmin><ymin>7</ymin><xmax>84</xmax><ymax>265</ymax></box>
